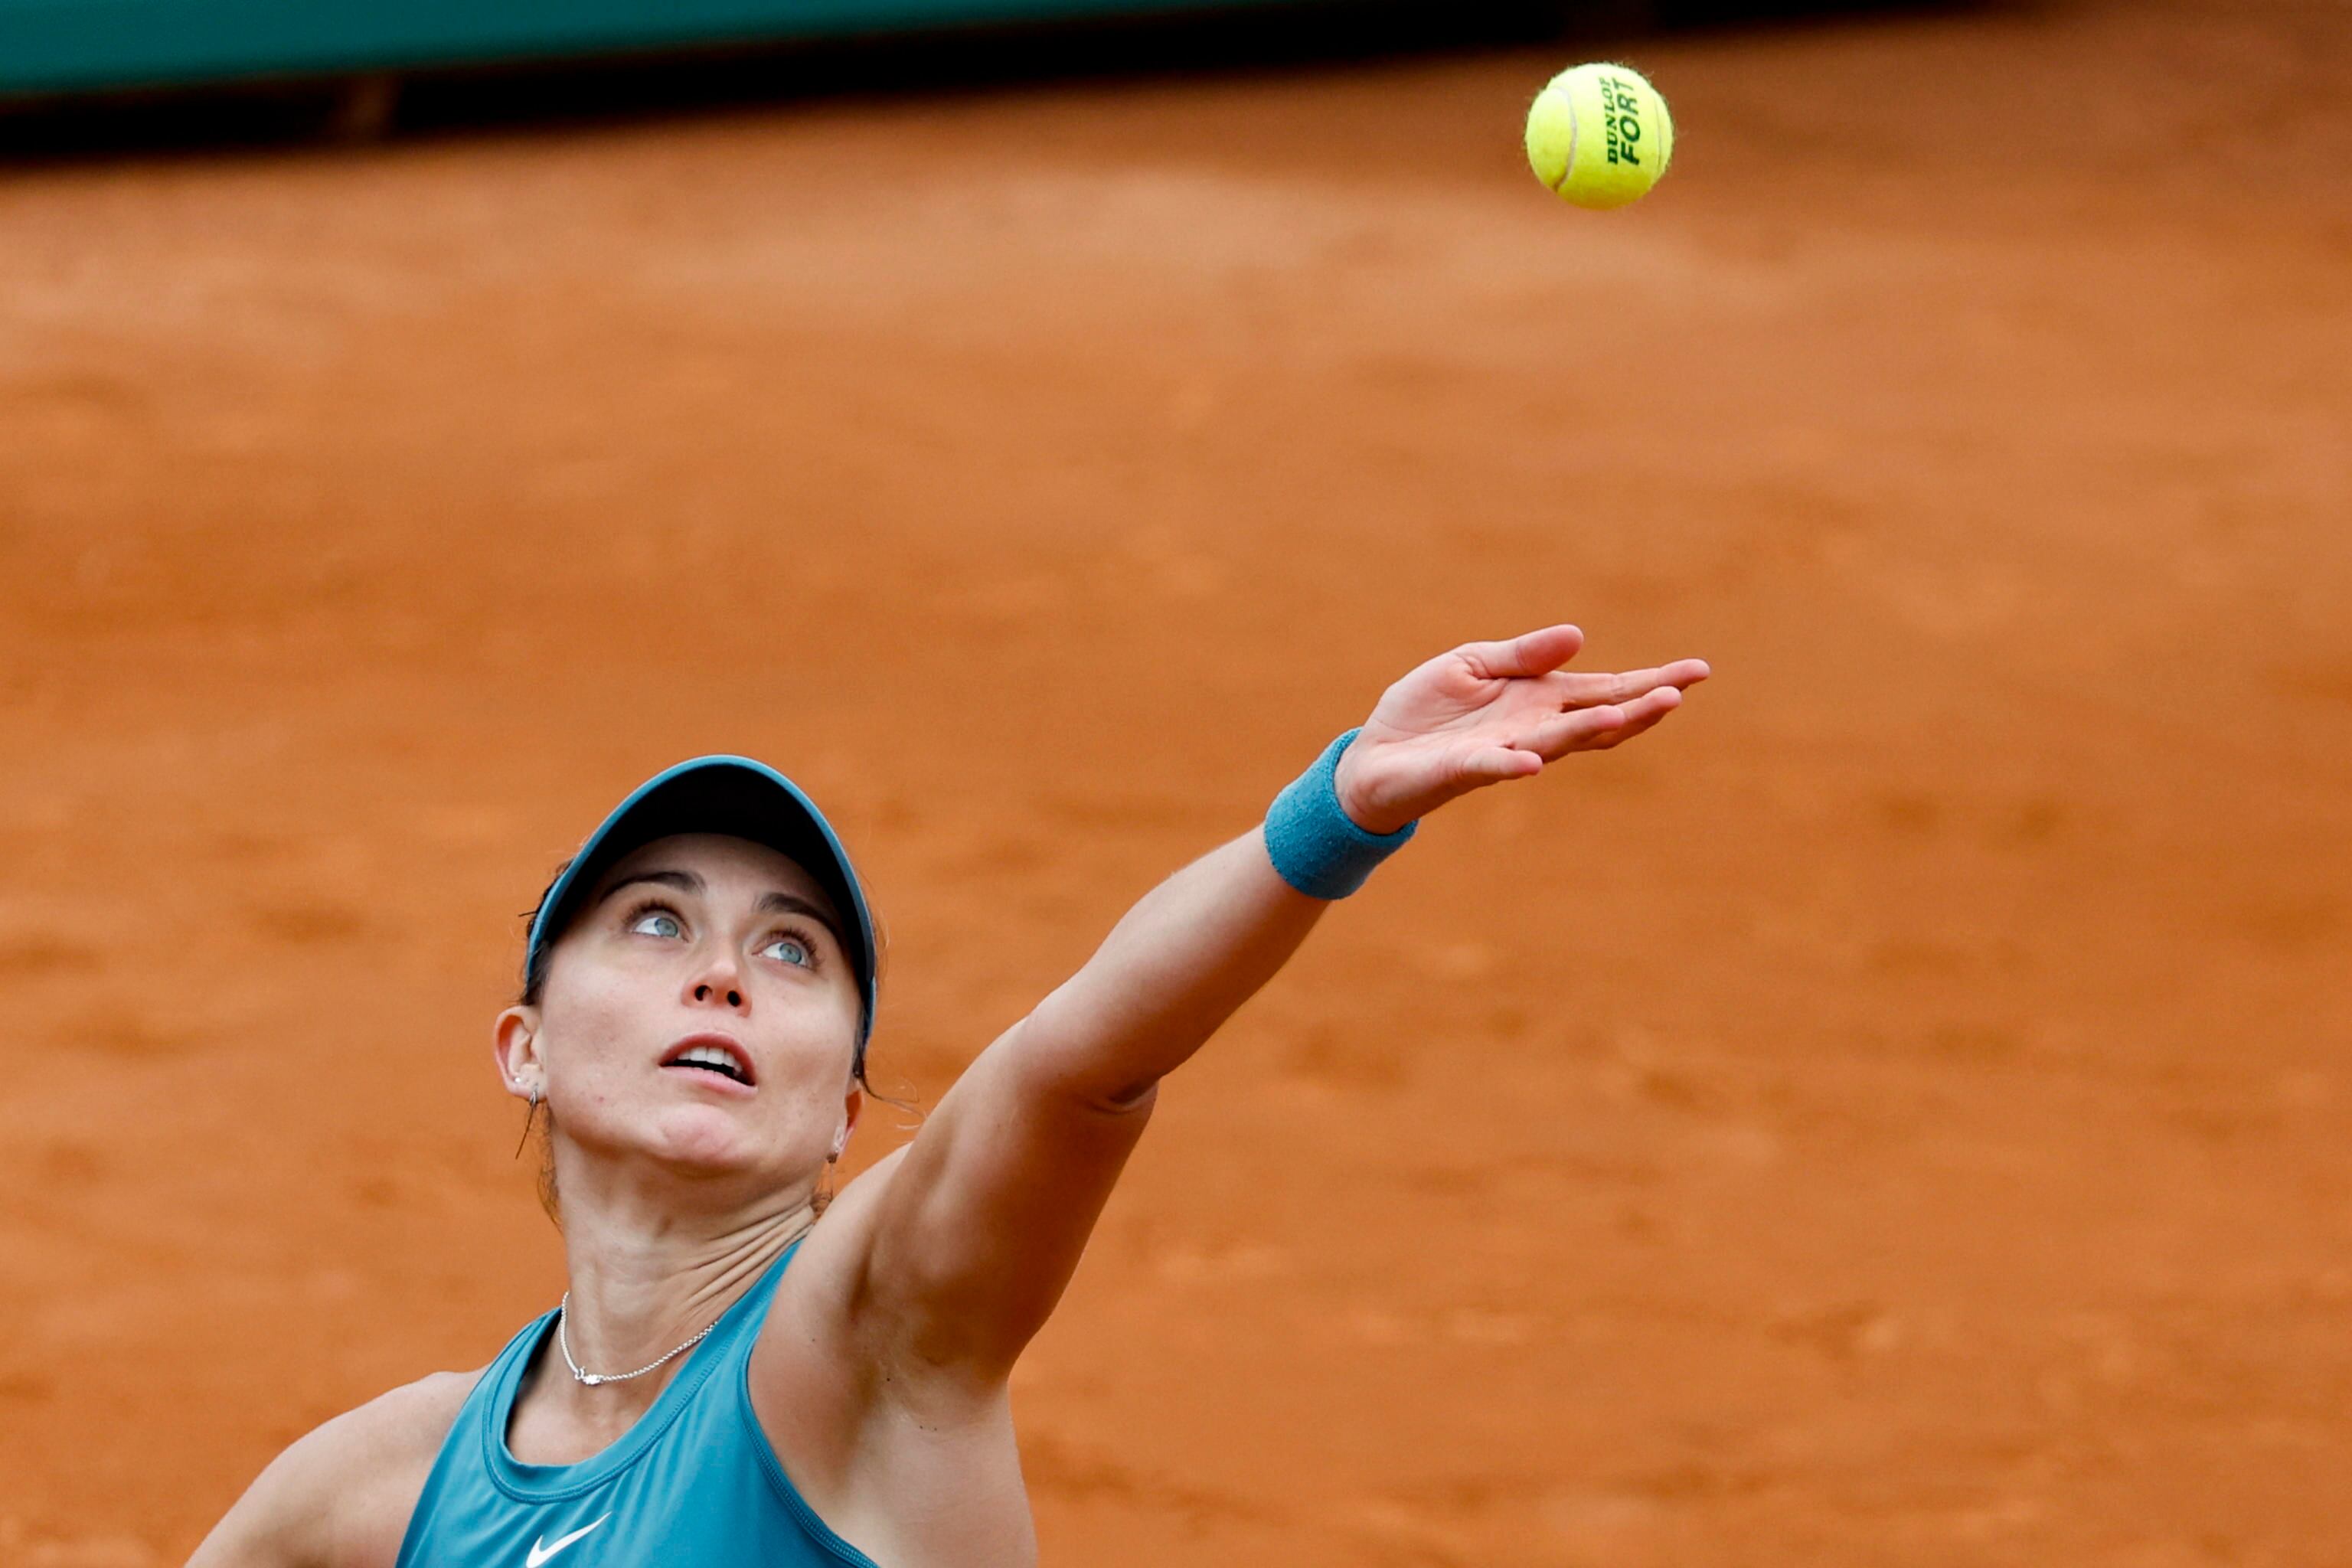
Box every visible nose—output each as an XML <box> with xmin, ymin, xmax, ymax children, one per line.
<box><xmin>687</xmin><ymin>953</ymin><xmax>747</xmax><ymax>1014</ymax></box>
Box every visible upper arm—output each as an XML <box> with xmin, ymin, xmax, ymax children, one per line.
<box><xmin>187</xmin><ymin>1372</ymin><xmax>478</xmax><ymax>1568</ymax></box>
<box><xmin>834</xmin><ymin>1023</ymin><xmax>1157</xmax><ymax>1387</ymax></box>
<box><xmin>883</xmin><ymin>1024</ymin><xmax>1157</xmax><ymax>1375</ymax></box>
<box><xmin>186</xmin><ymin>1432</ymin><xmax>326</xmax><ymax>1568</ymax></box>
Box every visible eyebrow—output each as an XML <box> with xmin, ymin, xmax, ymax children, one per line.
<box><xmin>602</xmin><ymin>868</ymin><xmax>703</xmax><ymax>904</ymax></box>
<box><xmin>756</xmin><ymin>891</ymin><xmax>849</xmax><ymax>953</ymax></box>
<box><xmin>600</xmin><ymin>869</ymin><xmax>848</xmax><ymax>953</ymax></box>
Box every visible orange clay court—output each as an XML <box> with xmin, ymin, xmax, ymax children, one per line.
<box><xmin>2</xmin><ymin>0</ymin><xmax>2348</xmax><ymax>1561</ymax></box>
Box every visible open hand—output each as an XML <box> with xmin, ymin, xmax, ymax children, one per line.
<box><xmin>1331</xmin><ymin>626</ymin><xmax>1710</xmax><ymax>834</ymax></box>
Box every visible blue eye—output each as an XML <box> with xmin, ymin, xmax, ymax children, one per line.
<box><xmin>630</xmin><ymin>910</ymin><xmax>683</xmax><ymax>939</ymax></box>
<box><xmin>760</xmin><ymin>936</ymin><xmax>812</xmax><ymax>968</ymax></box>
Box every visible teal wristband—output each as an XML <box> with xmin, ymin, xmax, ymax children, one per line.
<box><xmin>1264</xmin><ymin>728</ymin><xmax>1417</xmax><ymax>900</ymax></box>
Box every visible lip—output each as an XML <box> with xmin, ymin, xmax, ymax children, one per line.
<box><xmin>658</xmin><ymin>1031</ymin><xmax>759</xmax><ymax>1094</ymax></box>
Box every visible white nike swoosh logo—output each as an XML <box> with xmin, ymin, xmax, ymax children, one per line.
<box><xmin>526</xmin><ymin>1514</ymin><xmax>609</xmax><ymax>1567</ymax></box>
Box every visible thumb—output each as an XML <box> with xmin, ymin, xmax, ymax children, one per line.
<box><xmin>1458</xmin><ymin>624</ymin><xmax>1584</xmax><ymax>681</ymax></box>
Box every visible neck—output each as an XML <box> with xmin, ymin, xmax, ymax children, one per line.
<box><xmin>545</xmin><ymin>1157</ymin><xmax>820</xmax><ymax>1398</ymax></box>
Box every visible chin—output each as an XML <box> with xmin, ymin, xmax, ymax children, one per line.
<box><xmin>644</xmin><ymin>1104</ymin><xmax>769</xmax><ymax>1175</ymax></box>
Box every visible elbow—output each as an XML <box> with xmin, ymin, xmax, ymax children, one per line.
<box><xmin>1089</xmin><ymin>1076</ymin><xmax>1161</xmax><ymax>1117</ymax></box>
<box><xmin>1002</xmin><ymin>1010</ymin><xmax>1165</xmax><ymax>1119</ymax></box>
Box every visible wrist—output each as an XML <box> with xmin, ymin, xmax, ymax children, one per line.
<box><xmin>1331</xmin><ymin>738</ymin><xmax>1413</xmax><ymax>836</ymax></box>
<box><xmin>1264</xmin><ymin>729</ymin><xmax>1418</xmax><ymax>900</ymax></box>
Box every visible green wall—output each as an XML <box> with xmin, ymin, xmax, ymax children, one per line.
<box><xmin>0</xmin><ymin>0</ymin><xmax>1305</xmax><ymax>97</ymax></box>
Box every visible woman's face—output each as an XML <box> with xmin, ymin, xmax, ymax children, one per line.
<box><xmin>498</xmin><ymin>832</ymin><xmax>863</xmax><ymax>1194</ymax></box>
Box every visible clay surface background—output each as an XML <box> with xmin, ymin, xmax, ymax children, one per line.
<box><xmin>2</xmin><ymin>1</ymin><xmax>2347</xmax><ymax>1561</ymax></box>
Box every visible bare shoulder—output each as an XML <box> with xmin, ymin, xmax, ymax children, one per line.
<box><xmin>188</xmin><ymin>1370</ymin><xmax>482</xmax><ymax>1568</ymax></box>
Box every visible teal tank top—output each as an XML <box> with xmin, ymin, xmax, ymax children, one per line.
<box><xmin>394</xmin><ymin>1242</ymin><xmax>877</xmax><ymax>1568</ymax></box>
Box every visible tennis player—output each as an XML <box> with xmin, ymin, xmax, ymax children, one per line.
<box><xmin>188</xmin><ymin>623</ymin><xmax>1707</xmax><ymax>1567</ymax></box>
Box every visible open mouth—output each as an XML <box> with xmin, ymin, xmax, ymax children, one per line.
<box><xmin>661</xmin><ymin>1037</ymin><xmax>756</xmax><ymax>1088</ymax></box>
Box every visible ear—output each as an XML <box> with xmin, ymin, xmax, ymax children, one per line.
<box><xmin>493</xmin><ymin>1005</ymin><xmax>545</xmax><ymax>1104</ymax></box>
<box><xmin>832</xmin><ymin>1083</ymin><xmax>862</xmax><ymax>1161</ymax></box>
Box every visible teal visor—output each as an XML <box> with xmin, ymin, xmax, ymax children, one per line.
<box><xmin>524</xmin><ymin>756</ymin><xmax>878</xmax><ymax>1059</ymax></box>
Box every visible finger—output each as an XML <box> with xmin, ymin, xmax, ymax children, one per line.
<box><xmin>1583</xmin><ymin>685</ymin><xmax>1684</xmax><ymax>750</ymax></box>
<box><xmin>1524</xmin><ymin>683</ymin><xmax>1691</xmax><ymax>756</ymax></box>
<box><xmin>1517</xmin><ymin>703</ymin><xmax>1629</xmax><ymax>760</ymax></box>
<box><xmin>1548</xmin><ymin>657</ymin><xmax>1712</xmax><ymax>708</ymax></box>
<box><xmin>1457</xmin><ymin>624</ymin><xmax>1583</xmax><ymax>681</ymax></box>
<box><xmin>1460</xmin><ymin>746</ymin><xmax>1546</xmax><ymax>783</ymax></box>
<box><xmin>1664</xmin><ymin>658</ymin><xmax>1712</xmax><ymax>688</ymax></box>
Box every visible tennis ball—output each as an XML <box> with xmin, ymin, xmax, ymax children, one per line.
<box><xmin>1525</xmin><ymin>63</ymin><xmax>1674</xmax><ymax>211</ymax></box>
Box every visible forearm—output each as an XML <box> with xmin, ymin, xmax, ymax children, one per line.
<box><xmin>1016</xmin><ymin>825</ymin><xmax>1329</xmax><ymax>1106</ymax></box>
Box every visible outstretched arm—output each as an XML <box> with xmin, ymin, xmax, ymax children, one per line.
<box><xmin>851</xmin><ymin>626</ymin><xmax>1707</xmax><ymax>1380</ymax></box>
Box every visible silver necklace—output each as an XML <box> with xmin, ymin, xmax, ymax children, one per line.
<box><xmin>557</xmin><ymin>1294</ymin><xmax>717</xmax><ymax>1387</ymax></box>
